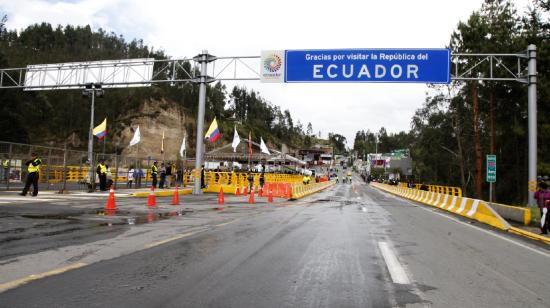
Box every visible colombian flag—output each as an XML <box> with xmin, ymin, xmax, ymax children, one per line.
<box><xmin>205</xmin><ymin>118</ymin><xmax>220</xmax><ymax>142</ymax></box>
<box><xmin>93</xmin><ymin>118</ymin><xmax>107</xmax><ymax>140</ymax></box>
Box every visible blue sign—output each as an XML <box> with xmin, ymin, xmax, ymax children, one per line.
<box><xmin>284</xmin><ymin>49</ymin><xmax>450</xmax><ymax>83</ymax></box>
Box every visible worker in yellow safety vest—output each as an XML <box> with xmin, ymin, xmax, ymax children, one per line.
<box><xmin>151</xmin><ymin>161</ymin><xmax>159</xmax><ymax>188</ymax></box>
<box><xmin>96</xmin><ymin>159</ymin><xmax>108</xmax><ymax>191</ymax></box>
<box><xmin>19</xmin><ymin>152</ymin><xmax>42</xmax><ymax>196</ymax></box>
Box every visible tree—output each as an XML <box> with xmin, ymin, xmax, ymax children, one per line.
<box><xmin>328</xmin><ymin>133</ymin><xmax>347</xmax><ymax>155</ymax></box>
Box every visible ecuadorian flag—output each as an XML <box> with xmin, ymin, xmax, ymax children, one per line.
<box><xmin>93</xmin><ymin>118</ymin><xmax>107</xmax><ymax>139</ymax></box>
<box><xmin>205</xmin><ymin>118</ymin><xmax>220</xmax><ymax>142</ymax></box>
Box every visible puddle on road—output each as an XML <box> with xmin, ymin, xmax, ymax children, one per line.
<box><xmin>96</xmin><ymin>210</ymin><xmax>191</xmax><ymax>226</ymax></box>
<box><xmin>3</xmin><ymin>209</ymin><xmax>194</xmax><ymax>235</ymax></box>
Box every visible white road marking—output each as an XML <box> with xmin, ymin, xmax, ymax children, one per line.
<box><xmin>378</xmin><ymin>190</ymin><xmax>550</xmax><ymax>258</ymax></box>
<box><xmin>421</xmin><ymin>207</ymin><xmax>550</xmax><ymax>258</ymax></box>
<box><xmin>378</xmin><ymin>241</ymin><xmax>410</xmax><ymax>284</ymax></box>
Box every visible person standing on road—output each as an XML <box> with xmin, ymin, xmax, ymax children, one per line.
<box><xmin>248</xmin><ymin>171</ymin><xmax>255</xmax><ymax>193</ymax></box>
<box><xmin>159</xmin><ymin>163</ymin><xmax>166</xmax><ymax>189</ymax></box>
<box><xmin>200</xmin><ymin>165</ymin><xmax>206</xmax><ymax>189</ymax></box>
<box><xmin>165</xmin><ymin>162</ymin><xmax>173</xmax><ymax>188</ymax></box>
<box><xmin>96</xmin><ymin>159</ymin><xmax>108</xmax><ymax>191</ymax></box>
<box><xmin>151</xmin><ymin>161</ymin><xmax>159</xmax><ymax>188</ymax></box>
<box><xmin>127</xmin><ymin>167</ymin><xmax>135</xmax><ymax>188</ymax></box>
<box><xmin>534</xmin><ymin>182</ymin><xmax>550</xmax><ymax>234</ymax></box>
<box><xmin>19</xmin><ymin>152</ymin><xmax>41</xmax><ymax>196</ymax></box>
<box><xmin>259</xmin><ymin>172</ymin><xmax>265</xmax><ymax>190</ymax></box>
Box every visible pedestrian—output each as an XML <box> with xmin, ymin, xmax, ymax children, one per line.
<box><xmin>151</xmin><ymin>161</ymin><xmax>158</xmax><ymax>188</ymax></box>
<box><xmin>177</xmin><ymin>168</ymin><xmax>183</xmax><ymax>187</ymax></box>
<box><xmin>259</xmin><ymin>172</ymin><xmax>265</xmax><ymax>190</ymax></box>
<box><xmin>96</xmin><ymin>159</ymin><xmax>108</xmax><ymax>191</ymax></box>
<box><xmin>200</xmin><ymin>165</ymin><xmax>206</xmax><ymax>189</ymax></box>
<box><xmin>543</xmin><ymin>199</ymin><xmax>550</xmax><ymax>235</ymax></box>
<box><xmin>534</xmin><ymin>182</ymin><xmax>550</xmax><ymax>234</ymax></box>
<box><xmin>136</xmin><ymin>168</ymin><xmax>143</xmax><ymax>188</ymax></box>
<box><xmin>248</xmin><ymin>171</ymin><xmax>255</xmax><ymax>194</ymax></box>
<box><xmin>19</xmin><ymin>152</ymin><xmax>41</xmax><ymax>196</ymax></box>
<box><xmin>127</xmin><ymin>167</ymin><xmax>134</xmax><ymax>188</ymax></box>
<box><xmin>159</xmin><ymin>163</ymin><xmax>166</xmax><ymax>189</ymax></box>
<box><xmin>165</xmin><ymin>162</ymin><xmax>173</xmax><ymax>188</ymax></box>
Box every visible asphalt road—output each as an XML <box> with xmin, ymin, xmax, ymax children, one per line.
<box><xmin>1</xmin><ymin>176</ymin><xmax>549</xmax><ymax>308</ymax></box>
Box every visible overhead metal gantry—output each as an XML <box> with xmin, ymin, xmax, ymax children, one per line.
<box><xmin>0</xmin><ymin>46</ymin><xmax>537</xmax><ymax>203</ymax></box>
<box><xmin>0</xmin><ymin>56</ymin><xmax>261</xmax><ymax>90</ymax></box>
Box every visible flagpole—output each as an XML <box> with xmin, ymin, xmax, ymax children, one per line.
<box><xmin>102</xmin><ymin>130</ymin><xmax>106</xmax><ymax>158</ymax></box>
<box><xmin>136</xmin><ymin>142</ymin><xmax>140</xmax><ymax>188</ymax></box>
<box><xmin>248</xmin><ymin>132</ymin><xmax>251</xmax><ymax>171</ymax></box>
<box><xmin>161</xmin><ymin>131</ymin><xmax>165</xmax><ymax>164</ymax></box>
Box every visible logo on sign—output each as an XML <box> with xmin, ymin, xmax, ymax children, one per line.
<box><xmin>260</xmin><ymin>50</ymin><xmax>285</xmax><ymax>83</ymax></box>
<box><xmin>263</xmin><ymin>54</ymin><xmax>282</xmax><ymax>72</ymax></box>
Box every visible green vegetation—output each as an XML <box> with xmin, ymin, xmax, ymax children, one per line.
<box><xmin>353</xmin><ymin>0</ymin><xmax>550</xmax><ymax>204</ymax></box>
<box><xmin>0</xmin><ymin>19</ymin><xmax>341</xmax><ymax>153</ymax></box>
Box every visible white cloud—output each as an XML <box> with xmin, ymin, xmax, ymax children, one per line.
<box><xmin>0</xmin><ymin>0</ymin><xmax>532</xmax><ymax>147</ymax></box>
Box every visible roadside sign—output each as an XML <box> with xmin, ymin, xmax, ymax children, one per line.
<box><xmin>261</xmin><ymin>49</ymin><xmax>450</xmax><ymax>83</ymax></box>
<box><xmin>486</xmin><ymin>155</ymin><xmax>496</xmax><ymax>183</ymax></box>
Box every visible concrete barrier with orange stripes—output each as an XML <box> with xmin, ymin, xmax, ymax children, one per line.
<box><xmin>372</xmin><ymin>183</ymin><xmax>511</xmax><ymax>231</ymax></box>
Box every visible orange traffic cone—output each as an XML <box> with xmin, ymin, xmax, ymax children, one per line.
<box><xmin>171</xmin><ymin>186</ymin><xmax>180</xmax><ymax>205</ymax></box>
<box><xmin>258</xmin><ymin>187</ymin><xmax>263</xmax><ymax>197</ymax></box>
<box><xmin>235</xmin><ymin>185</ymin><xmax>241</xmax><ymax>196</ymax></box>
<box><xmin>218</xmin><ymin>187</ymin><xmax>225</xmax><ymax>206</ymax></box>
<box><xmin>243</xmin><ymin>185</ymin><xmax>248</xmax><ymax>196</ymax></box>
<box><xmin>105</xmin><ymin>187</ymin><xmax>116</xmax><ymax>210</ymax></box>
<box><xmin>147</xmin><ymin>186</ymin><xmax>157</xmax><ymax>207</ymax></box>
<box><xmin>249</xmin><ymin>186</ymin><xmax>255</xmax><ymax>204</ymax></box>
<box><xmin>268</xmin><ymin>190</ymin><xmax>274</xmax><ymax>203</ymax></box>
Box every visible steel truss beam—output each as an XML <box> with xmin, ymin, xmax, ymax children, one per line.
<box><xmin>0</xmin><ymin>56</ymin><xmax>261</xmax><ymax>89</ymax></box>
<box><xmin>451</xmin><ymin>52</ymin><xmax>528</xmax><ymax>83</ymax></box>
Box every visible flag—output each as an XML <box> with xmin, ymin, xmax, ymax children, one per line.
<box><xmin>161</xmin><ymin>131</ymin><xmax>165</xmax><ymax>154</ymax></box>
<box><xmin>179</xmin><ymin>136</ymin><xmax>186</xmax><ymax>158</ymax></box>
<box><xmin>129</xmin><ymin>126</ymin><xmax>140</xmax><ymax>146</ymax></box>
<box><xmin>204</xmin><ymin>118</ymin><xmax>220</xmax><ymax>142</ymax></box>
<box><xmin>93</xmin><ymin>118</ymin><xmax>107</xmax><ymax>140</ymax></box>
<box><xmin>231</xmin><ymin>126</ymin><xmax>240</xmax><ymax>153</ymax></box>
<box><xmin>260</xmin><ymin>137</ymin><xmax>270</xmax><ymax>155</ymax></box>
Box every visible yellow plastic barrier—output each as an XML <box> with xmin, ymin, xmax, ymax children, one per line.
<box><xmin>201</xmin><ymin>172</ymin><xmax>303</xmax><ymax>195</ymax></box>
<box><xmin>291</xmin><ymin>180</ymin><xmax>336</xmax><ymax>199</ymax></box>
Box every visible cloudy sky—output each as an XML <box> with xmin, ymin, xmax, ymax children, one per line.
<box><xmin>0</xmin><ymin>0</ymin><xmax>532</xmax><ymax>147</ymax></box>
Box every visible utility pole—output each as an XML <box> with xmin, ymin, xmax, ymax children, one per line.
<box><xmin>527</xmin><ymin>44</ymin><xmax>537</xmax><ymax>206</ymax></box>
<box><xmin>82</xmin><ymin>83</ymin><xmax>104</xmax><ymax>191</ymax></box>
<box><xmin>193</xmin><ymin>51</ymin><xmax>215</xmax><ymax>194</ymax></box>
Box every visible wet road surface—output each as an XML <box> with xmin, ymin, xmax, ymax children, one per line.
<box><xmin>1</xmin><ymin>177</ymin><xmax>549</xmax><ymax>307</ymax></box>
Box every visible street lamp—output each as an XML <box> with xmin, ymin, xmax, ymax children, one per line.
<box><xmin>82</xmin><ymin>83</ymin><xmax>104</xmax><ymax>190</ymax></box>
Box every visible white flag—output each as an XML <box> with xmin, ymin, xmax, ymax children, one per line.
<box><xmin>129</xmin><ymin>126</ymin><xmax>140</xmax><ymax>146</ymax></box>
<box><xmin>179</xmin><ymin>136</ymin><xmax>186</xmax><ymax>158</ymax></box>
<box><xmin>260</xmin><ymin>137</ymin><xmax>270</xmax><ymax>155</ymax></box>
<box><xmin>231</xmin><ymin>126</ymin><xmax>240</xmax><ymax>153</ymax></box>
